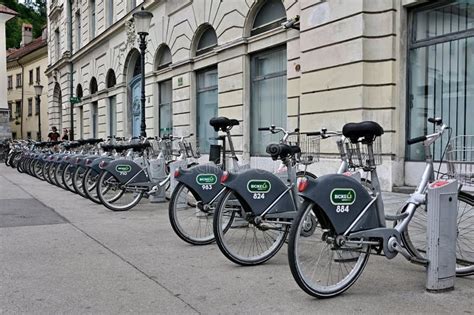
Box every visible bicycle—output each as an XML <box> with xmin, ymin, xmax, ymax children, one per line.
<box><xmin>287</xmin><ymin>118</ymin><xmax>474</xmax><ymax>299</ymax></box>
<box><xmin>211</xmin><ymin>124</ymin><xmax>319</xmax><ymax>265</ymax></box>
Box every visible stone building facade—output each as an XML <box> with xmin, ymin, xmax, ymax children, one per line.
<box><xmin>7</xmin><ymin>25</ymin><xmax>49</xmax><ymax>140</ymax></box>
<box><xmin>46</xmin><ymin>0</ymin><xmax>474</xmax><ymax>190</ymax></box>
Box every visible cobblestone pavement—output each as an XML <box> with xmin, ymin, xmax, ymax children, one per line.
<box><xmin>1</xmin><ymin>165</ymin><xmax>473</xmax><ymax>314</ymax></box>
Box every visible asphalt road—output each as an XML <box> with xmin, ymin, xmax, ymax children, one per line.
<box><xmin>0</xmin><ymin>164</ymin><xmax>473</xmax><ymax>314</ymax></box>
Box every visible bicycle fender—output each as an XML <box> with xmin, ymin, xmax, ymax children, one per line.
<box><xmin>222</xmin><ymin>169</ymin><xmax>296</xmax><ymax>216</ymax></box>
<box><xmin>174</xmin><ymin>163</ymin><xmax>224</xmax><ymax>204</ymax></box>
<box><xmin>298</xmin><ymin>174</ymin><xmax>381</xmax><ymax>235</ymax></box>
<box><xmin>102</xmin><ymin>159</ymin><xmax>149</xmax><ymax>184</ymax></box>
<box><xmin>89</xmin><ymin>157</ymin><xmax>113</xmax><ymax>174</ymax></box>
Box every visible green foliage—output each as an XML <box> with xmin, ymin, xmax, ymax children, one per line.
<box><xmin>0</xmin><ymin>0</ymin><xmax>46</xmax><ymax>49</ymax></box>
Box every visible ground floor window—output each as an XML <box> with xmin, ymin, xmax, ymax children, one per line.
<box><xmin>91</xmin><ymin>102</ymin><xmax>98</xmax><ymax>138</ymax></box>
<box><xmin>108</xmin><ymin>96</ymin><xmax>117</xmax><ymax>137</ymax></box>
<box><xmin>250</xmin><ymin>46</ymin><xmax>287</xmax><ymax>155</ymax></box>
<box><xmin>408</xmin><ymin>1</ymin><xmax>474</xmax><ymax>161</ymax></box>
<box><xmin>196</xmin><ymin>67</ymin><xmax>218</xmax><ymax>154</ymax></box>
<box><xmin>159</xmin><ymin>79</ymin><xmax>172</xmax><ymax>137</ymax></box>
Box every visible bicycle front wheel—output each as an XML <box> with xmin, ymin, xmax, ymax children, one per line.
<box><xmin>402</xmin><ymin>190</ymin><xmax>474</xmax><ymax>276</ymax></box>
<box><xmin>213</xmin><ymin>188</ymin><xmax>288</xmax><ymax>266</ymax></box>
<box><xmin>288</xmin><ymin>200</ymin><xmax>370</xmax><ymax>298</ymax></box>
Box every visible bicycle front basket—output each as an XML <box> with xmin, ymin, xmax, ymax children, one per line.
<box><xmin>446</xmin><ymin>135</ymin><xmax>474</xmax><ymax>186</ymax></box>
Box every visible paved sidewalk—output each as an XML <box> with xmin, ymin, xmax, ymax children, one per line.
<box><xmin>0</xmin><ymin>165</ymin><xmax>473</xmax><ymax>314</ymax></box>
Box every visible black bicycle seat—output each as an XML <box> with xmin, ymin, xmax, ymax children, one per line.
<box><xmin>210</xmin><ymin>117</ymin><xmax>239</xmax><ymax>132</ymax></box>
<box><xmin>342</xmin><ymin>121</ymin><xmax>384</xmax><ymax>143</ymax></box>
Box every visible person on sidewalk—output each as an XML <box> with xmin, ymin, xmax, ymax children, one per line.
<box><xmin>61</xmin><ymin>128</ymin><xmax>69</xmax><ymax>141</ymax></box>
<box><xmin>48</xmin><ymin>126</ymin><xmax>60</xmax><ymax>142</ymax></box>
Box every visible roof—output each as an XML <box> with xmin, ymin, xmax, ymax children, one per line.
<box><xmin>0</xmin><ymin>4</ymin><xmax>18</xmax><ymax>16</ymax></box>
<box><xmin>7</xmin><ymin>36</ymin><xmax>47</xmax><ymax>62</ymax></box>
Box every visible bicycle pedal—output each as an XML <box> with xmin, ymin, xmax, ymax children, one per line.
<box><xmin>385</xmin><ymin>212</ymin><xmax>409</xmax><ymax>221</ymax></box>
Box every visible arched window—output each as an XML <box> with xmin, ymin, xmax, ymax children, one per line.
<box><xmin>89</xmin><ymin>77</ymin><xmax>98</xmax><ymax>94</ymax></box>
<box><xmin>76</xmin><ymin>84</ymin><xmax>83</xmax><ymax>99</ymax></box>
<box><xmin>195</xmin><ymin>26</ymin><xmax>217</xmax><ymax>56</ymax></box>
<box><xmin>251</xmin><ymin>0</ymin><xmax>286</xmax><ymax>36</ymax></box>
<box><xmin>156</xmin><ymin>45</ymin><xmax>172</xmax><ymax>70</ymax></box>
<box><xmin>106</xmin><ymin>69</ymin><xmax>116</xmax><ymax>88</ymax></box>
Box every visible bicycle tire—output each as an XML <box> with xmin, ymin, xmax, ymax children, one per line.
<box><xmin>83</xmin><ymin>168</ymin><xmax>102</xmax><ymax>204</ymax></box>
<box><xmin>288</xmin><ymin>200</ymin><xmax>370</xmax><ymax>298</ymax></box>
<box><xmin>401</xmin><ymin>190</ymin><xmax>474</xmax><ymax>276</ymax></box>
<box><xmin>213</xmin><ymin>188</ymin><xmax>288</xmax><ymax>266</ymax></box>
<box><xmin>97</xmin><ymin>169</ymin><xmax>144</xmax><ymax>211</ymax></box>
<box><xmin>168</xmin><ymin>182</ymin><xmax>217</xmax><ymax>245</ymax></box>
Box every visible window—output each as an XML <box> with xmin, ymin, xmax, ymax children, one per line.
<box><xmin>12</xmin><ymin>132</ymin><xmax>17</xmax><ymax>139</ymax></box>
<box><xmin>8</xmin><ymin>103</ymin><xmax>12</xmax><ymax>120</ymax></box>
<box><xmin>196</xmin><ymin>27</ymin><xmax>217</xmax><ymax>56</ymax></box>
<box><xmin>108</xmin><ymin>96</ymin><xmax>117</xmax><ymax>137</ymax></box>
<box><xmin>251</xmin><ymin>46</ymin><xmax>287</xmax><ymax>155</ymax></box>
<box><xmin>55</xmin><ymin>28</ymin><xmax>60</xmax><ymax>61</ymax></box>
<box><xmin>407</xmin><ymin>1</ymin><xmax>474</xmax><ymax>161</ymax></box>
<box><xmin>90</xmin><ymin>77</ymin><xmax>98</xmax><ymax>94</ymax></box>
<box><xmin>76</xmin><ymin>11</ymin><xmax>81</xmax><ymax>50</ymax></box>
<box><xmin>29</xmin><ymin>70</ymin><xmax>34</xmax><ymax>85</ymax></box>
<box><xmin>27</xmin><ymin>131</ymin><xmax>31</xmax><ymax>139</ymax></box>
<box><xmin>196</xmin><ymin>67</ymin><xmax>218</xmax><ymax>153</ymax></box>
<box><xmin>91</xmin><ymin>102</ymin><xmax>98</xmax><ymax>138</ymax></box>
<box><xmin>90</xmin><ymin>0</ymin><xmax>96</xmax><ymax>39</ymax></box>
<box><xmin>7</xmin><ymin>76</ymin><xmax>12</xmax><ymax>90</ymax></box>
<box><xmin>106</xmin><ymin>69</ymin><xmax>116</xmax><ymax>89</ymax></box>
<box><xmin>16</xmin><ymin>73</ymin><xmax>22</xmax><ymax>88</ymax></box>
<box><xmin>36</xmin><ymin>132</ymin><xmax>41</xmax><ymax>140</ymax></box>
<box><xmin>78</xmin><ymin>106</ymin><xmax>84</xmax><ymax>138</ymax></box>
<box><xmin>15</xmin><ymin>100</ymin><xmax>21</xmax><ymax>117</ymax></box>
<box><xmin>36</xmin><ymin>67</ymin><xmax>40</xmax><ymax>83</ymax></box>
<box><xmin>76</xmin><ymin>84</ymin><xmax>83</xmax><ymax>99</ymax></box>
<box><xmin>156</xmin><ymin>45</ymin><xmax>172</xmax><ymax>70</ymax></box>
<box><xmin>35</xmin><ymin>97</ymin><xmax>40</xmax><ymax>115</ymax></box>
<box><xmin>106</xmin><ymin>0</ymin><xmax>114</xmax><ymax>27</ymax></box>
<box><xmin>28</xmin><ymin>98</ymin><xmax>32</xmax><ymax>116</ymax></box>
<box><xmin>159</xmin><ymin>79</ymin><xmax>172</xmax><ymax>136</ymax></box>
<box><xmin>251</xmin><ymin>0</ymin><xmax>286</xmax><ymax>36</ymax></box>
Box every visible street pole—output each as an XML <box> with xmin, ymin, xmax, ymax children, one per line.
<box><xmin>139</xmin><ymin>33</ymin><xmax>147</xmax><ymax>138</ymax></box>
<box><xmin>37</xmin><ymin>95</ymin><xmax>41</xmax><ymax>141</ymax></box>
<box><xmin>133</xmin><ymin>7</ymin><xmax>153</xmax><ymax>138</ymax></box>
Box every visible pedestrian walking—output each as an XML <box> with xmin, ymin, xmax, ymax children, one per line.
<box><xmin>62</xmin><ymin>128</ymin><xmax>69</xmax><ymax>141</ymax></box>
<box><xmin>48</xmin><ymin>126</ymin><xmax>60</xmax><ymax>142</ymax></box>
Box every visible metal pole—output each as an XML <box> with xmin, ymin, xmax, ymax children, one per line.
<box><xmin>139</xmin><ymin>33</ymin><xmax>147</xmax><ymax>138</ymax></box>
<box><xmin>37</xmin><ymin>95</ymin><xmax>41</xmax><ymax>141</ymax></box>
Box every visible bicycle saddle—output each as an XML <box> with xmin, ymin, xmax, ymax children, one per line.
<box><xmin>266</xmin><ymin>143</ymin><xmax>301</xmax><ymax>161</ymax></box>
<box><xmin>210</xmin><ymin>117</ymin><xmax>239</xmax><ymax>132</ymax></box>
<box><xmin>342</xmin><ymin>121</ymin><xmax>384</xmax><ymax>143</ymax></box>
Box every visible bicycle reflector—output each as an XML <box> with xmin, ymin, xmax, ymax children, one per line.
<box><xmin>174</xmin><ymin>168</ymin><xmax>181</xmax><ymax>178</ymax></box>
<box><xmin>297</xmin><ymin>177</ymin><xmax>309</xmax><ymax>192</ymax></box>
<box><xmin>99</xmin><ymin>160</ymin><xmax>108</xmax><ymax>168</ymax></box>
<box><xmin>221</xmin><ymin>171</ymin><xmax>230</xmax><ymax>183</ymax></box>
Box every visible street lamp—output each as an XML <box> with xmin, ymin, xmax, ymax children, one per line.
<box><xmin>133</xmin><ymin>7</ymin><xmax>153</xmax><ymax>138</ymax></box>
<box><xmin>34</xmin><ymin>84</ymin><xmax>44</xmax><ymax>141</ymax></box>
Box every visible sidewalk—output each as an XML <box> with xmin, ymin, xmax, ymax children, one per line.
<box><xmin>0</xmin><ymin>165</ymin><xmax>473</xmax><ymax>314</ymax></box>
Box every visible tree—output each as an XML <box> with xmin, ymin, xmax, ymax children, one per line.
<box><xmin>0</xmin><ymin>0</ymin><xmax>46</xmax><ymax>49</ymax></box>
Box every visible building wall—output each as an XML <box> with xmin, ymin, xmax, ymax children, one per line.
<box><xmin>46</xmin><ymin>0</ymin><xmax>440</xmax><ymax>190</ymax></box>
<box><xmin>7</xmin><ymin>48</ymin><xmax>49</xmax><ymax>140</ymax></box>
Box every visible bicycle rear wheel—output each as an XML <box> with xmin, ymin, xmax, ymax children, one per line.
<box><xmin>168</xmin><ymin>183</ymin><xmax>217</xmax><ymax>245</ymax></box>
<box><xmin>213</xmin><ymin>188</ymin><xmax>288</xmax><ymax>266</ymax></box>
<box><xmin>97</xmin><ymin>170</ymin><xmax>144</xmax><ymax>211</ymax></box>
<box><xmin>288</xmin><ymin>200</ymin><xmax>370</xmax><ymax>298</ymax></box>
<box><xmin>401</xmin><ymin>190</ymin><xmax>474</xmax><ymax>276</ymax></box>
<box><xmin>83</xmin><ymin>168</ymin><xmax>101</xmax><ymax>203</ymax></box>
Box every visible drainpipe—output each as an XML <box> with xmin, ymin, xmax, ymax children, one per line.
<box><xmin>16</xmin><ymin>59</ymin><xmax>24</xmax><ymax>139</ymax></box>
<box><xmin>68</xmin><ymin>0</ymin><xmax>74</xmax><ymax>140</ymax></box>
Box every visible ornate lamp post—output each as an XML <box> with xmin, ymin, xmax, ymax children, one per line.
<box><xmin>133</xmin><ymin>7</ymin><xmax>153</xmax><ymax>137</ymax></box>
<box><xmin>34</xmin><ymin>84</ymin><xmax>43</xmax><ymax>141</ymax></box>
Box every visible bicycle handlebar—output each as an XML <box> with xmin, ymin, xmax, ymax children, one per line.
<box><xmin>407</xmin><ymin>135</ymin><xmax>427</xmax><ymax>145</ymax></box>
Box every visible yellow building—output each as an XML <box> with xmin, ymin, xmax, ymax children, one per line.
<box><xmin>7</xmin><ymin>24</ymin><xmax>49</xmax><ymax>140</ymax></box>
